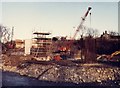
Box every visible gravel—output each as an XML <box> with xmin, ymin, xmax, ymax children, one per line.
<box><xmin>1</xmin><ymin>54</ymin><xmax>120</xmax><ymax>85</ymax></box>
<box><xmin>2</xmin><ymin>63</ymin><xmax>120</xmax><ymax>85</ymax></box>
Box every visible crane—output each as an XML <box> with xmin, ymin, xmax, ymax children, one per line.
<box><xmin>59</xmin><ymin>7</ymin><xmax>92</xmax><ymax>51</ymax></box>
<box><xmin>65</xmin><ymin>7</ymin><xmax>92</xmax><ymax>58</ymax></box>
<box><xmin>72</xmin><ymin>7</ymin><xmax>92</xmax><ymax>40</ymax></box>
<box><xmin>53</xmin><ymin>7</ymin><xmax>92</xmax><ymax>60</ymax></box>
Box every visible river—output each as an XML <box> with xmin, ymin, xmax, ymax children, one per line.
<box><xmin>1</xmin><ymin>70</ymin><xmax>120</xmax><ymax>87</ymax></box>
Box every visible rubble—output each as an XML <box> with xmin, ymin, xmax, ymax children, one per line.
<box><xmin>2</xmin><ymin>62</ymin><xmax>120</xmax><ymax>84</ymax></box>
<box><xmin>1</xmin><ymin>54</ymin><xmax>120</xmax><ymax>85</ymax></box>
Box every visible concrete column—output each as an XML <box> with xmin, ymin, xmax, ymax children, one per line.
<box><xmin>24</xmin><ymin>39</ymin><xmax>32</xmax><ymax>55</ymax></box>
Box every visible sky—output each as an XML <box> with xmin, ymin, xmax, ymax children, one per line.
<box><xmin>1</xmin><ymin>1</ymin><xmax>119</xmax><ymax>40</ymax></box>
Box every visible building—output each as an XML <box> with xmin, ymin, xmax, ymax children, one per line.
<box><xmin>24</xmin><ymin>39</ymin><xmax>32</xmax><ymax>55</ymax></box>
<box><xmin>31</xmin><ymin>32</ymin><xmax>52</xmax><ymax>61</ymax></box>
<box><xmin>15</xmin><ymin>39</ymin><xmax>24</xmax><ymax>49</ymax></box>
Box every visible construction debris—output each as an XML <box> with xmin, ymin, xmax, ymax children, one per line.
<box><xmin>1</xmin><ymin>54</ymin><xmax>120</xmax><ymax>85</ymax></box>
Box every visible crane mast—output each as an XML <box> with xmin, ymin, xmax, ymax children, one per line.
<box><xmin>72</xmin><ymin>7</ymin><xmax>92</xmax><ymax>39</ymax></box>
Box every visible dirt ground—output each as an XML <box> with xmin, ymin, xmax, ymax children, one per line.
<box><xmin>2</xmin><ymin>54</ymin><xmax>32</xmax><ymax>66</ymax></box>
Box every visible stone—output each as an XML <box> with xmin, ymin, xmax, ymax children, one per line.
<box><xmin>97</xmin><ymin>79</ymin><xmax>102</xmax><ymax>83</ymax></box>
<box><xmin>2</xmin><ymin>59</ymin><xmax>120</xmax><ymax>85</ymax></box>
<box><xmin>97</xmin><ymin>69</ymin><xmax>101</xmax><ymax>73</ymax></box>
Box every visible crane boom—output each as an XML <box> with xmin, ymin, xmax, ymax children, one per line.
<box><xmin>72</xmin><ymin>7</ymin><xmax>92</xmax><ymax>39</ymax></box>
<box><xmin>54</xmin><ymin>7</ymin><xmax>92</xmax><ymax>60</ymax></box>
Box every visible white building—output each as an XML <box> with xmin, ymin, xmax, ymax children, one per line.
<box><xmin>24</xmin><ymin>39</ymin><xmax>32</xmax><ymax>55</ymax></box>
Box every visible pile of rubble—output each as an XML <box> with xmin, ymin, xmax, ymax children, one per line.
<box><xmin>2</xmin><ymin>63</ymin><xmax>120</xmax><ymax>84</ymax></box>
<box><xmin>1</xmin><ymin>54</ymin><xmax>120</xmax><ymax>85</ymax></box>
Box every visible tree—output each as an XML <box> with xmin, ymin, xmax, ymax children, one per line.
<box><xmin>0</xmin><ymin>25</ymin><xmax>11</xmax><ymax>43</ymax></box>
<box><xmin>85</xmin><ymin>27</ymin><xmax>99</xmax><ymax>38</ymax></box>
<box><xmin>93</xmin><ymin>29</ymin><xmax>99</xmax><ymax>37</ymax></box>
<box><xmin>109</xmin><ymin>31</ymin><xmax>120</xmax><ymax>36</ymax></box>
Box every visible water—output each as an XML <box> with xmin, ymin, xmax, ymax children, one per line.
<box><xmin>2</xmin><ymin>70</ymin><xmax>120</xmax><ymax>87</ymax></box>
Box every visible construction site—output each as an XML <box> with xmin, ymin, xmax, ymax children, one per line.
<box><xmin>0</xmin><ymin>6</ymin><xmax>120</xmax><ymax>87</ymax></box>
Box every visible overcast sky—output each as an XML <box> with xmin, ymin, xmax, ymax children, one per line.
<box><xmin>1</xmin><ymin>1</ymin><xmax>118</xmax><ymax>39</ymax></box>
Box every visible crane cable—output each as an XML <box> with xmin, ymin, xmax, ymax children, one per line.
<box><xmin>90</xmin><ymin>12</ymin><xmax>91</xmax><ymax>28</ymax></box>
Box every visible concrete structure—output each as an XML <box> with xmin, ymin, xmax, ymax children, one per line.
<box><xmin>24</xmin><ymin>39</ymin><xmax>32</xmax><ymax>55</ymax></box>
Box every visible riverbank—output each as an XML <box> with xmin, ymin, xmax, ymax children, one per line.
<box><xmin>2</xmin><ymin>70</ymin><xmax>120</xmax><ymax>87</ymax></box>
<box><xmin>1</xmin><ymin>54</ymin><xmax>120</xmax><ymax>87</ymax></box>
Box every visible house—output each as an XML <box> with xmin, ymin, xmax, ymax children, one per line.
<box><xmin>15</xmin><ymin>39</ymin><xmax>24</xmax><ymax>49</ymax></box>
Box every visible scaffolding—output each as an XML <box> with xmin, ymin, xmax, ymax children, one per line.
<box><xmin>31</xmin><ymin>32</ymin><xmax>52</xmax><ymax>61</ymax></box>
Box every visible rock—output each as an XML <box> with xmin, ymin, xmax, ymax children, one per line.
<box><xmin>97</xmin><ymin>69</ymin><xmax>101</xmax><ymax>73</ymax></box>
<box><xmin>111</xmin><ymin>77</ymin><xmax>115</xmax><ymax>80</ymax></box>
<box><xmin>2</xmin><ymin>61</ymin><xmax>120</xmax><ymax>85</ymax></box>
<box><xmin>97</xmin><ymin>79</ymin><xmax>102</xmax><ymax>83</ymax></box>
<box><xmin>82</xmin><ymin>79</ymin><xmax>86</xmax><ymax>82</ymax></box>
<box><xmin>81</xmin><ymin>68</ymin><xmax>86</xmax><ymax>71</ymax></box>
<box><xmin>74</xmin><ymin>73</ymin><xmax>78</xmax><ymax>78</ymax></box>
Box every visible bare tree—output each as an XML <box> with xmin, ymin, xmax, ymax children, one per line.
<box><xmin>93</xmin><ymin>29</ymin><xmax>99</xmax><ymax>37</ymax></box>
<box><xmin>83</xmin><ymin>27</ymin><xmax>99</xmax><ymax>38</ymax></box>
<box><xmin>109</xmin><ymin>31</ymin><xmax>119</xmax><ymax>36</ymax></box>
<box><xmin>86</xmin><ymin>28</ymin><xmax>94</xmax><ymax>37</ymax></box>
<box><xmin>0</xmin><ymin>25</ymin><xmax>11</xmax><ymax>43</ymax></box>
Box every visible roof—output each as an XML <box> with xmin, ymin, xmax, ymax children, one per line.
<box><xmin>15</xmin><ymin>39</ymin><xmax>24</xmax><ymax>43</ymax></box>
<box><xmin>33</xmin><ymin>32</ymin><xmax>51</xmax><ymax>35</ymax></box>
<box><xmin>34</xmin><ymin>37</ymin><xmax>51</xmax><ymax>40</ymax></box>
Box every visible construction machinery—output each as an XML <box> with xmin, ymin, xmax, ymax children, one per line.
<box><xmin>72</xmin><ymin>7</ymin><xmax>92</xmax><ymax>40</ymax></box>
<box><xmin>69</xmin><ymin>6</ymin><xmax>92</xmax><ymax>52</ymax></box>
<box><xmin>53</xmin><ymin>7</ymin><xmax>92</xmax><ymax>60</ymax></box>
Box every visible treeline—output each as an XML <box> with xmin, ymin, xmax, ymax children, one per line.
<box><xmin>76</xmin><ymin>37</ymin><xmax>120</xmax><ymax>55</ymax></box>
<box><xmin>96</xmin><ymin>39</ymin><xmax>120</xmax><ymax>55</ymax></box>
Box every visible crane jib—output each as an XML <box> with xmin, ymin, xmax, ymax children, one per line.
<box><xmin>72</xmin><ymin>7</ymin><xmax>92</xmax><ymax>40</ymax></box>
<box><xmin>85</xmin><ymin>7</ymin><xmax>92</xmax><ymax>17</ymax></box>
